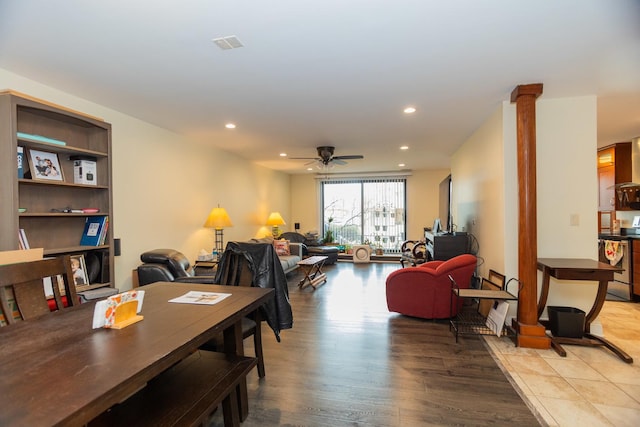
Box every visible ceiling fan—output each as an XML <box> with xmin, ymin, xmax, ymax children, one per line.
<box><xmin>291</xmin><ymin>146</ymin><xmax>364</xmax><ymax>167</ymax></box>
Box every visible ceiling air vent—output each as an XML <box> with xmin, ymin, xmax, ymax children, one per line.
<box><xmin>212</xmin><ymin>35</ymin><xmax>243</xmax><ymax>50</ymax></box>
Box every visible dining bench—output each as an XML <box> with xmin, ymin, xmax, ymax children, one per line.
<box><xmin>89</xmin><ymin>350</ymin><xmax>257</xmax><ymax>427</ymax></box>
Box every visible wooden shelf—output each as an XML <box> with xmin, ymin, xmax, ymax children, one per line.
<box><xmin>44</xmin><ymin>245</ymin><xmax>110</xmax><ymax>256</ymax></box>
<box><xmin>1</xmin><ymin>92</ymin><xmax>114</xmax><ymax>288</ymax></box>
<box><xmin>20</xmin><ymin>213</ymin><xmax>107</xmax><ymax>218</ymax></box>
<box><xmin>17</xmin><ymin>136</ymin><xmax>108</xmax><ymax>157</ymax></box>
<box><xmin>19</xmin><ymin>178</ymin><xmax>109</xmax><ymax>190</ymax></box>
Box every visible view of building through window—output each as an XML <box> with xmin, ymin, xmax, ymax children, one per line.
<box><xmin>321</xmin><ymin>178</ymin><xmax>406</xmax><ymax>254</ymax></box>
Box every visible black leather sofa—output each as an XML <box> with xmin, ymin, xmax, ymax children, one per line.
<box><xmin>136</xmin><ymin>248</ymin><xmax>216</xmax><ymax>286</ymax></box>
<box><xmin>278</xmin><ymin>232</ymin><xmax>339</xmax><ymax>265</ymax></box>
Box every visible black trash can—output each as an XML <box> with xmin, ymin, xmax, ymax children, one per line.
<box><xmin>547</xmin><ymin>306</ymin><xmax>585</xmax><ymax>338</ymax></box>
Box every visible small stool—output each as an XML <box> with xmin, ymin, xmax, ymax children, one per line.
<box><xmin>297</xmin><ymin>256</ymin><xmax>328</xmax><ymax>289</ymax></box>
<box><xmin>306</xmin><ymin>246</ymin><xmax>339</xmax><ymax>264</ymax></box>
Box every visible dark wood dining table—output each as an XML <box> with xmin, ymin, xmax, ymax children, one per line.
<box><xmin>0</xmin><ymin>281</ymin><xmax>273</xmax><ymax>426</ymax></box>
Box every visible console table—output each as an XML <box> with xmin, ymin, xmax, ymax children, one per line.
<box><xmin>537</xmin><ymin>258</ymin><xmax>633</xmax><ymax>363</ymax></box>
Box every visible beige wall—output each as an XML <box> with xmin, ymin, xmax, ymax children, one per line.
<box><xmin>534</xmin><ymin>96</ymin><xmax>599</xmax><ymax>323</ymax></box>
<box><xmin>1</xmin><ymin>68</ymin><xmax>291</xmax><ymax>291</ymax></box>
<box><xmin>451</xmin><ymin>106</ymin><xmax>506</xmax><ymax>279</ymax></box>
<box><xmin>289</xmin><ymin>170</ymin><xmax>450</xmax><ymax>241</ymax></box>
<box><xmin>406</xmin><ymin>170</ymin><xmax>452</xmax><ymax>238</ymax></box>
<box><xmin>452</xmin><ymin>95</ymin><xmax>601</xmax><ymax>330</ymax></box>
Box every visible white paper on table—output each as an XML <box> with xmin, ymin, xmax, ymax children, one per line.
<box><xmin>168</xmin><ymin>291</ymin><xmax>231</xmax><ymax>305</ymax></box>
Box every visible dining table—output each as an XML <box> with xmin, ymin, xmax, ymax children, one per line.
<box><xmin>0</xmin><ymin>281</ymin><xmax>274</xmax><ymax>426</ymax></box>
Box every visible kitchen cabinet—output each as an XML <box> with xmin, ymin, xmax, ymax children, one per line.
<box><xmin>632</xmin><ymin>240</ymin><xmax>640</xmax><ymax>299</ymax></box>
<box><xmin>597</xmin><ymin>142</ymin><xmax>632</xmax><ymax>211</ymax></box>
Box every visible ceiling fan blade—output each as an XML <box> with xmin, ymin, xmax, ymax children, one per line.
<box><xmin>332</xmin><ymin>158</ymin><xmax>347</xmax><ymax>165</ymax></box>
<box><xmin>333</xmin><ymin>155</ymin><xmax>364</xmax><ymax>160</ymax></box>
<box><xmin>289</xmin><ymin>157</ymin><xmax>319</xmax><ymax>160</ymax></box>
<box><xmin>304</xmin><ymin>160</ymin><xmax>318</xmax><ymax>166</ymax></box>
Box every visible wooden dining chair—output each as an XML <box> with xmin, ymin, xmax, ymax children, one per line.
<box><xmin>202</xmin><ymin>250</ymin><xmax>266</xmax><ymax>378</ymax></box>
<box><xmin>0</xmin><ymin>255</ymin><xmax>79</xmax><ymax>326</ymax></box>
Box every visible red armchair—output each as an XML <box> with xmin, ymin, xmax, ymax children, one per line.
<box><xmin>386</xmin><ymin>254</ymin><xmax>477</xmax><ymax>319</ymax></box>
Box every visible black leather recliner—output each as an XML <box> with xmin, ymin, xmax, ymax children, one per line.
<box><xmin>136</xmin><ymin>248</ymin><xmax>216</xmax><ymax>286</ymax></box>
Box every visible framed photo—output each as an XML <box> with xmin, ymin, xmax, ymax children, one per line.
<box><xmin>70</xmin><ymin>254</ymin><xmax>89</xmax><ymax>287</ymax></box>
<box><xmin>27</xmin><ymin>148</ymin><xmax>64</xmax><ymax>181</ymax></box>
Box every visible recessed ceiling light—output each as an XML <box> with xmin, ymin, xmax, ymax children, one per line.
<box><xmin>400</xmin><ymin>145</ymin><xmax>409</xmax><ymax>150</ymax></box>
<box><xmin>307</xmin><ymin>167</ymin><xmax>313</xmax><ymax>171</ymax></box>
<box><xmin>403</xmin><ymin>106</ymin><xmax>416</xmax><ymax>114</ymax></box>
<box><xmin>398</xmin><ymin>163</ymin><xmax>406</xmax><ymax>167</ymax></box>
<box><xmin>225</xmin><ymin>123</ymin><xmax>236</xmax><ymax>129</ymax></box>
<box><xmin>280</xmin><ymin>153</ymin><xmax>287</xmax><ymax>157</ymax></box>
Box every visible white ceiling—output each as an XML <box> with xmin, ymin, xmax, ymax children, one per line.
<box><xmin>1</xmin><ymin>0</ymin><xmax>639</xmax><ymax>174</ymax></box>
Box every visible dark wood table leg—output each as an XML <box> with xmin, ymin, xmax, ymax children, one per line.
<box><xmin>585</xmin><ymin>280</ymin><xmax>609</xmax><ymax>332</ymax></box>
<box><xmin>223</xmin><ymin>320</ymin><xmax>249</xmax><ymax>422</ymax></box>
<box><xmin>584</xmin><ymin>333</ymin><xmax>634</xmax><ymax>363</ymax></box>
<box><xmin>550</xmin><ymin>338</ymin><xmax>567</xmax><ymax>357</ymax></box>
<box><xmin>222</xmin><ymin>387</ymin><xmax>240</xmax><ymax>427</ymax></box>
<box><xmin>537</xmin><ymin>265</ymin><xmax>551</xmax><ymax>319</ymax></box>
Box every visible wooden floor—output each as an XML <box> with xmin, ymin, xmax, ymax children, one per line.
<box><xmin>209</xmin><ymin>262</ymin><xmax>540</xmax><ymax>426</ymax></box>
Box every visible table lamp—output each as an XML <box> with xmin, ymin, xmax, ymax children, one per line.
<box><xmin>266</xmin><ymin>212</ymin><xmax>286</xmax><ymax>238</ymax></box>
<box><xmin>204</xmin><ymin>206</ymin><xmax>233</xmax><ymax>258</ymax></box>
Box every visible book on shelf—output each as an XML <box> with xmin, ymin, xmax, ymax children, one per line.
<box><xmin>99</xmin><ymin>216</ymin><xmax>109</xmax><ymax>245</ymax></box>
<box><xmin>80</xmin><ymin>216</ymin><xmax>108</xmax><ymax>246</ymax></box>
<box><xmin>18</xmin><ymin>229</ymin><xmax>30</xmax><ymax>250</ymax></box>
<box><xmin>17</xmin><ymin>146</ymin><xmax>24</xmax><ymax>179</ymax></box>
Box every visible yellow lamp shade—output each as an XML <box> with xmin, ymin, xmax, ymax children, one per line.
<box><xmin>266</xmin><ymin>212</ymin><xmax>286</xmax><ymax>226</ymax></box>
<box><xmin>203</xmin><ymin>207</ymin><xmax>233</xmax><ymax>229</ymax></box>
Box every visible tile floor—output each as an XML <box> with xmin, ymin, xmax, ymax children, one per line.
<box><xmin>484</xmin><ymin>301</ymin><xmax>640</xmax><ymax>426</ymax></box>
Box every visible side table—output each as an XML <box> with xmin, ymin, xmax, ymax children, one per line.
<box><xmin>297</xmin><ymin>256</ymin><xmax>328</xmax><ymax>290</ymax></box>
<box><xmin>193</xmin><ymin>260</ymin><xmax>218</xmax><ymax>276</ymax></box>
<box><xmin>449</xmin><ymin>280</ymin><xmax>518</xmax><ymax>342</ymax></box>
<box><xmin>537</xmin><ymin>258</ymin><xmax>632</xmax><ymax>363</ymax></box>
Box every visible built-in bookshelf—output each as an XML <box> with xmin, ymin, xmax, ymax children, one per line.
<box><xmin>0</xmin><ymin>91</ymin><xmax>114</xmax><ymax>291</ymax></box>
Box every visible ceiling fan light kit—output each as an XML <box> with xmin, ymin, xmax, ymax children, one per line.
<box><xmin>290</xmin><ymin>145</ymin><xmax>364</xmax><ymax>169</ymax></box>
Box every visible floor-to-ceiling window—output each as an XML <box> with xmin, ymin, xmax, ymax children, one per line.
<box><xmin>321</xmin><ymin>177</ymin><xmax>406</xmax><ymax>253</ymax></box>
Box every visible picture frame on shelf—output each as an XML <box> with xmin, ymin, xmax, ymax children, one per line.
<box><xmin>27</xmin><ymin>148</ymin><xmax>64</xmax><ymax>181</ymax></box>
<box><xmin>70</xmin><ymin>254</ymin><xmax>89</xmax><ymax>287</ymax></box>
